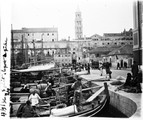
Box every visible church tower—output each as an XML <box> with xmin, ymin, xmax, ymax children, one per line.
<box><xmin>75</xmin><ymin>7</ymin><xmax>83</xmax><ymax>39</ymax></box>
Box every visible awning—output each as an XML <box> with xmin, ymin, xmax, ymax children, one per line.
<box><xmin>12</xmin><ymin>62</ymin><xmax>55</xmax><ymax>73</ymax></box>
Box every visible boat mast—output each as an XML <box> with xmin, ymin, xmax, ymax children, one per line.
<box><xmin>11</xmin><ymin>24</ymin><xmax>15</xmax><ymax>68</ymax></box>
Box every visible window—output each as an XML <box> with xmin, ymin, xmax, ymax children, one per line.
<box><xmin>47</xmin><ymin>33</ymin><xmax>49</xmax><ymax>36</ymax></box>
<box><xmin>52</xmin><ymin>39</ymin><xmax>54</xmax><ymax>42</ymax></box>
<box><xmin>52</xmin><ymin>33</ymin><xmax>54</xmax><ymax>35</ymax></box>
<box><xmin>28</xmin><ymin>34</ymin><xmax>29</xmax><ymax>36</ymax></box>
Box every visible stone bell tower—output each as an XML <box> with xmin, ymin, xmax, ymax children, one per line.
<box><xmin>75</xmin><ymin>7</ymin><xmax>83</xmax><ymax>39</ymax></box>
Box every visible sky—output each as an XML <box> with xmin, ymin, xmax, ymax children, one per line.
<box><xmin>11</xmin><ymin>0</ymin><xmax>134</xmax><ymax>40</ymax></box>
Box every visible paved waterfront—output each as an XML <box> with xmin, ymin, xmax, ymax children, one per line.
<box><xmin>75</xmin><ymin>68</ymin><xmax>142</xmax><ymax>118</ymax></box>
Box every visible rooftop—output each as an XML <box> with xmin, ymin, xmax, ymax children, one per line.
<box><xmin>12</xmin><ymin>27</ymin><xmax>58</xmax><ymax>33</ymax></box>
<box><xmin>108</xmin><ymin>44</ymin><xmax>133</xmax><ymax>56</ymax></box>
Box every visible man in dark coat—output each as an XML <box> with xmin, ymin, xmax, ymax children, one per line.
<box><xmin>87</xmin><ymin>63</ymin><xmax>90</xmax><ymax>74</ymax></box>
<box><xmin>21</xmin><ymin>100</ymin><xmax>35</xmax><ymax>117</ymax></box>
<box><xmin>105</xmin><ymin>62</ymin><xmax>112</xmax><ymax>79</ymax></box>
<box><xmin>131</xmin><ymin>61</ymin><xmax>139</xmax><ymax>79</ymax></box>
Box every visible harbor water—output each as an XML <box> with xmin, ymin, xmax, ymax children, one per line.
<box><xmin>94</xmin><ymin>104</ymin><xmax>128</xmax><ymax>118</ymax></box>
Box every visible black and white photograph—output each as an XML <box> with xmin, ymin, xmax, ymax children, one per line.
<box><xmin>0</xmin><ymin>0</ymin><xmax>142</xmax><ymax>119</ymax></box>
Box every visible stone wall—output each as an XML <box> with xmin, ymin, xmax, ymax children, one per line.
<box><xmin>109</xmin><ymin>90</ymin><xmax>137</xmax><ymax>117</ymax></box>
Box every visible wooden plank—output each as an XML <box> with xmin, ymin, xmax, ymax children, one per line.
<box><xmin>86</xmin><ymin>87</ymin><xmax>105</xmax><ymax>102</ymax></box>
<box><xmin>77</xmin><ymin>85</ymin><xmax>102</xmax><ymax>92</ymax></box>
<box><xmin>10</xmin><ymin>93</ymin><xmax>29</xmax><ymax>96</ymax></box>
<box><xmin>11</xmin><ymin>102</ymin><xmax>25</xmax><ymax>105</ymax></box>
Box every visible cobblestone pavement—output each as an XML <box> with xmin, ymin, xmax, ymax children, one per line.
<box><xmin>75</xmin><ymin>68</ymin><xmax>131</xmax><ymax>80</ymax></box>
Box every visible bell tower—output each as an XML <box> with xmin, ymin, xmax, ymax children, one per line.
<box><xmin>75</xmin><ymin>7</ymin><xmax>83</xmax><ymax>39</ymax></box>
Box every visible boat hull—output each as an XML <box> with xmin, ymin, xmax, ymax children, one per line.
<box><xmin>68</xmin><ymin>97</ymin><xmax>109</xmax><ymax>117</ymax></box>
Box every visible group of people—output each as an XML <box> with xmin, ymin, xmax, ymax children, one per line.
<box><xmin>20</xmin><ymin>90</ymin><xmax>41</xmax><ymax>117</ymax></box>
<box><xmin>116</xmin><ymin>61</ymin><xmax>142</xmax><ymax>93</ymax></box>
<box><xmin>20</xmin><ymin>75</ymin><xmax>56</xmax><ymax>117</ymax></box>
<box><xmin>71</xmin><ymin>63</ymin><xmax>91</xmax><ymax>73</ymax></box>
<box><xmin>21</xmin><ymin>82</ymin><xmax>55</xmax><ymax>117</ymax></box>
<box><xmin>20</xmin><ymin>75</ymin><xmax>83</xmax><ymax>117</ymax></box>
<box><xmin>116</xmin><ymin>60</ymin><xmax>128</xmax><ymax>70</ymax></box>
<box><xmin>99</xmin><ymin>61</ymin><xmax>112</xmax><ymax>79</ymax></box>
<box><xmin>71</xmin><ymin>61</ymin><xmax>112</xmax><ymax>80</ymax></box>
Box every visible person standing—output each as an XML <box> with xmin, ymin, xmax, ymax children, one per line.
<box><xmin>117</xmin><ymin>59</ymin><xmax>120</xmax><ymax>69</ymax></box>
<box><xmin>131</xmin><ymin>61</ymin><xmax>139</xmax><ymax>79</ymax></box>
<box><xmin>117</xmin><ymin>62</ymin><xmax>120</xmax><ymax>69</ymax></box>
<box><xmin>29</xmin><ymin>90</ymin><xmax>41</xmax><ymax>110</ymax></box>
<box><xmin>99</xmin><ymin>62</ymin><xmax>103</xmax><ymax>76</ymax></box>
<box><xmin>71</xmin><ymin>77</ymin><xmax>82</xmax><ymax>106</ymax></box>
<box><xmin>87</xmin><ymin>63</ymin><xmax>90</xmax><ymax>74</ymax></box>
<box><xmin>124</xmin><ymin>61</ymin><xmax>127</xmax><ymax>69</ymax></box>
<box><xmin>105</xmin><ymin>62</ymin><xmax>112</xmax><ymax>79</ymax></box>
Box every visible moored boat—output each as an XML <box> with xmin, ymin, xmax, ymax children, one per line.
<box><xmin>11</xmin><ymin>81</ymin><xmax>110</xmax><ymax>117</ymax></box>
<box><xmin>10</xmin><ymin>62</ymin><xmax>110</xmax><ymax>118</ymax></box>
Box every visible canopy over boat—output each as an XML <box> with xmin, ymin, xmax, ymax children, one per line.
<box><xmin>12</xmin><ymin>62</ymin><xmax>55</xmax><ymax>73</ymax></box>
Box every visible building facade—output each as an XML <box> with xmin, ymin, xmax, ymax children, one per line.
<box><xmin>11</xmin><ymin>27</ymin><xmax>134</xmax><ymax>68</ymax></box>
<box><xmin>11</xmin><ymin>27</ymin><xmax>58</xmax><ymax>67</ymax></box>
<box><xmin>54</xmin><ymin>48</ymin><xmax>72</xmax><ymax>65</ymax></box>
<box><xmin>103</xmin><ymin>29</ymin><xmax>133</xmax><ymax>46</ymax></box>
<box><xmin>133</xmin><ymin>1</ymin><xmax>143</xmax><ymax>65</ymax></box>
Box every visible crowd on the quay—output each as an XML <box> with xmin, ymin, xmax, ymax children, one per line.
<box><xmin>71</xmin><ymin>61</ymin><xmax>112</xmax><ymax>80</ymax></box>
<box><xmin>61</xmin><ymin>60</ymin><xmax>142</xmax><ymax>93</ymax></box>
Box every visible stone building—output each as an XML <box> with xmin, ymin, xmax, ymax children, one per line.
<box><xmin>133</xmin><ymin>1</ymin><xmax>143</xmax><ymax>65</ymax></box>
<box><xmin>107</xmin><ymin>45</ymin><xmax>133</xmax><ymax>68</ymax></box>
<box><xmin>103</xmin><ymin>29</ymin><xmax>133</xmax><ymax>46</ymax></box>
<box><xmin>54</xmin><ymin>48</ymin><xmax>71</xmax><ymax>65</ymax></box>
<box><xmin>11</xmin><ymin>27</ymin><xmax>58</xmax><ymax>66</ymax></box>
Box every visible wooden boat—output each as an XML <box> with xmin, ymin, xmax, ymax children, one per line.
<box><xmin>10</xmin><ymin>62</ymin><xmax>110</xmax><ymax>117</ymax></box>
<box><xmin>10</xmin><ymin>63</ymin><xmax>77</xmax><ymax>117</ymax></box>
<box><xmin>50</xmin><ymin>82</ymin><xmax>110</xmax><ymax>117</ymax></box>
<box><xmin>11</xmin><ymin>82</ymin><xmax>110</xmax><ymax>117</ymax></box>
<box><xmin>10</xmin><ymin>62</ymin><xmax>75</xmax><ymax>94</ymax></box>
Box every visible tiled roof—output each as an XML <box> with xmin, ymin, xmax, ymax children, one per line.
<box><xmin>88</xmin><ymin>46</ymin><xmax>120</xmax><ymax>54</ymax></box>
<box><xmin>108</xmin><ymin>45</ymin><xmax>133</xmax><ymax>56</ymax></box>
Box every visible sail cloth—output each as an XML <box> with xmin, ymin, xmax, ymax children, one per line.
<box><xmin>50</xmin><ymin>105</ymin><xmax>78</xmax><ymax>117</ymax></box>
<box><xmin>12</xmin><ymin>63</ymin><xmax>55</xmax><ymax>73</ymax></box>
